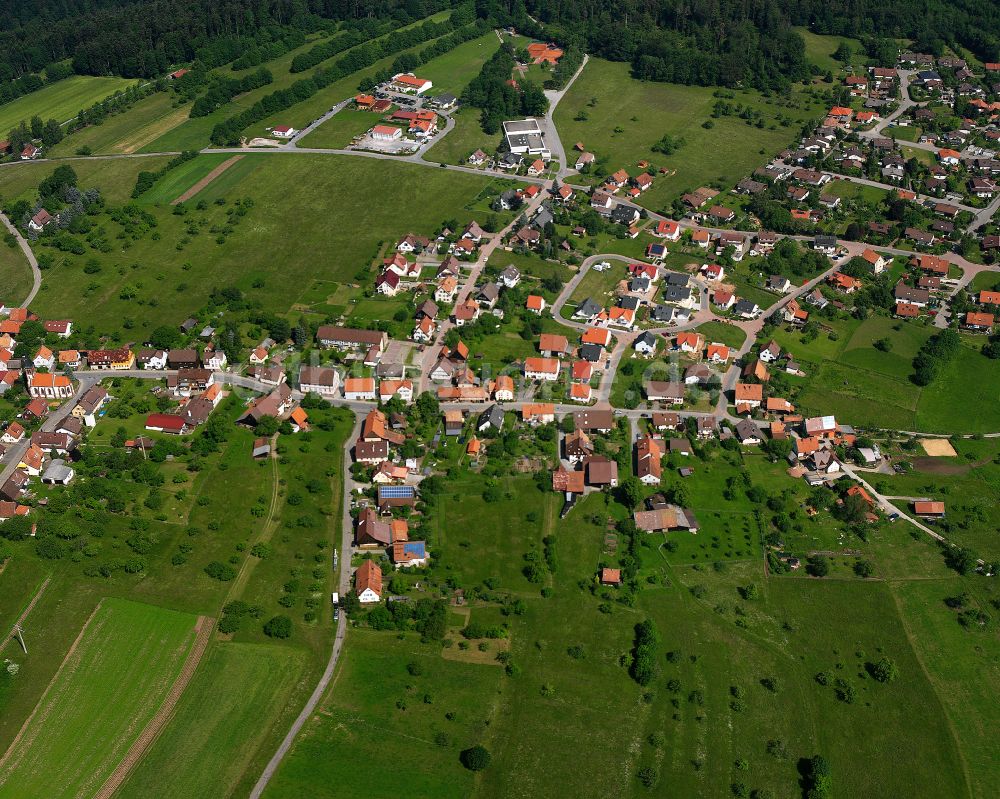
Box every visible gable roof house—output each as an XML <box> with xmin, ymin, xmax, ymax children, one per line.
<box><xmin>635</xmin><ymin>435</ymin><xmax>663</xmax><ymax>485</ymax></box>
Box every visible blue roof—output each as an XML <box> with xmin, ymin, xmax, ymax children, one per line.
<box><xmin>378</xmin><ymin>485</ymin><xmax>415</xmax><ymax>499</ymax></box>
<box><xmin>402</xmin><ymin>542</ymin><xmax>426</xmax><ymax>557</ymax></box>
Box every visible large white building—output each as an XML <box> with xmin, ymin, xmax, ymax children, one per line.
<box><xmin>503</xmin><ymin>119</ymin><xmax>550</xmax><ymax>158</ymax></box>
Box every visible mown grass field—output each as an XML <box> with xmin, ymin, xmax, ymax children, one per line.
<box><xmin>889</xmin><ymin>577</ymin><xmax>1000</xmax><ymax>799</ymax></box>
<box><xmin>297</xmin><ymin>108</ymin><xmax>380</xmax><ymax>149</ymax></box>
<box><xmin>136</xmin><ymin>152</ymin><xmax>235</xmax><ymax>204</ymax></box>
<box><xmin>47</xmin><ymin>91</ymin><xmax>189</xmax><ymax>157</ymax></box>
<box><xmin>553</xmin><ymin>59</ymin><xmax>820</xmax><ymax>209</ymax></box>
<box><xmin>426</xmin><ymin>106</ymin><xmax>502</xmax><ymax>164</ymax></box>
<box><xmin>694</xmin><ymin>319</ymin><xmax>747</xmax><ymax>350</ymax></box>
<box><xmin>416</xmin><ymin>31</ymin><xmax>503</xmax><ymax>96</ymax></box>
<box><xmin>0</xmin><ymin>154</ymin><xmax>500</xmax><ymax>339</ymax></box>
<box><xmin>794</xmin><ymin>28</ymin><xmax>866</xmax><ymax>74</ymax></box>
<box><xmin>0</xmin><ymin>598</ymin><xmax>200</xmax><ymax>799</ymax></box>
<box><xmin>0</xmin><ymin>76</ymin><xmax>137</xmax><ymax>135</ymax></box>
<box><xmin>825</xmin><ymin>178</ymin><xmax>890</xmax><ymax>204</ymax></box>
<box><xmin>263</xmin><ymin>629</ymin><xmax>504</xmax><ymax>799</ymax></box>
<box><xmin>0</xmin><ymin>234</ymin><xmax>33</xmax><ymax>307</ymax></box>
<box><xmin>0</xmin><ymin>154</ymin><xmax>172</xmax><ymax>205</ymax></box>
<box><xmin>772</xmin><ymin>314</ymin><xmax>1000</xmax><ymax>434</ymax></box>
<box><xmin>0</xmin><ymin>398</ymin><xmax>352</xmax><ymax>797</ymax></box>
<box><xmin>268</xmin><ymin>455</ymin><xmax>983</xmax><ymax>799</ymax></box>
<box><xmin>116</xmin><ymin>643</ymin><xmax>305</xmax><ymax>799</ymax></box>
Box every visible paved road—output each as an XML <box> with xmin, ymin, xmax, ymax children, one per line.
<box><xmin>0</xmin><ymin>210</ymin><xmax>41</xmax><ymax>308</ymax></box>
<box><xmin>859</xmin><ymin>69</ymin><xmax>918</xmax><ymax>141</ymax></box>
<box><xmin>543</xmin><ymin>53</ymin><xmax>588</xmax><ymax>179</ymax></box>
<box><xmin>247</xmin><ymin>410</ymin><xmax>362</xmax><ymax>799</ymax></box>
<box><xmin>418</xmin><ymin>184</ymin><xmax>550</xmax><ymax>394</ymax></box>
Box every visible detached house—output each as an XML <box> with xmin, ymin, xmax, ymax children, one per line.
<box><xmin>28</xmin><ymin>372</ymin><xmax>73</xmax><ymax>399</ymax></box>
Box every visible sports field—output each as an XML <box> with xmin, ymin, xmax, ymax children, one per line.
<box><xmin>0</xmin><ymin>76</ymin><xmax>137</xmax><ymax>136</ymax></box>
<box><xmin>0</xmin><ymin>598</ymin><xmax>205</xmax><ymax>799</ymax></box>
<box><xmin>553</xmin><ymin>58</ymin><xmax>821</xmax><ymax>209</ymax></box>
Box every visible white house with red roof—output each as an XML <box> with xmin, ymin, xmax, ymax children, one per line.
<box><xmin>271</xmin><ymin>125</ymin><xmax>297</xmax><ymax>139</ymax></box>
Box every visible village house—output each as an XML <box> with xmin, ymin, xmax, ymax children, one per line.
<box><xmin>734</xmin><ymin>382</ymin><xmax>763</xmax><ymax>410</ymax></box>
<box><xmin>524</xmin><ymin>357</ymin><xmax>560</xmax><ymax>381</ymax></box>
<box><xmin>355</xmin><ymin>559</ymin><xmax>383</xmax><ymax>603</ymax></box>
<box><xmin>344</xmin><ymin>377</ymin><xmax>377</xmax><ymax>401</ymax></box>
<box><xmin>299</xmin><ymin>366</ymin><xmax>341</xmax><ymax>397</ymax></box>
<box><xmin>645</xmin><ymin>381</ymin><xmax>685</xmax><ymax>405</ymax></box>
<box><xmin>27</xmin><ymin>371</ymin><xmax>73</xmax><ymax>400</ymax></box>
<box><xmin>635</xmin><ymin>436</ymin><xmax>662</xmax><ymax>485</ymax></box>
<box><xmin>87</xmin><ymin>347</ymin><xmax>135</xmax><ymax>370</ymax></box>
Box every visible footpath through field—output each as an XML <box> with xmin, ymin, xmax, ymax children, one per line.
<box><xmin>171</xmin><ymin>154</ymin><xmax>244</xmax><ymax>205</ymax></box>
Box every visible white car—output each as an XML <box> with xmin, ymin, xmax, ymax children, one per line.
<box><xmin>593</xmin><ymin>261</ymin><xmax>611</xmax><ymax>272</ymax></box>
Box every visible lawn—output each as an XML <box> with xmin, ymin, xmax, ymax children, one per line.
<box><xmin>824</xmin><ymin>179</ymin><xmax>890</xmax><ymax>204</ymax></box>
<box><xmin>0</xmin><ymin>76</ymin><xmax>137</xmax><ymax>135</ymax></box>
<box><xmin>694</xmin><ymin>319</ymin><xmax>747</xmax><ymax>350</ymax></box>
<box><xmin>967</xmin><ymin>270</ymin><xmax>1000</xmax><ymax>294</ymax></box>
<box><xmin>416</xmin><ymin>31</ymin><xmax>503</xmax><ymax>96</ymax></box>
<box><xmin>565</xmin><ymin>262</ymin><xmax>625</xmax><ymax>313</ymax></box>
<box><xmin>886</xmin><ymin>125</ymin><xmax>921</xmax><ymax>142</ymax></box>
<box><xmin>794</xmin><ymin>28</ymin><xmax>865</xmax><ymax>73</ymax></box>
<box><xmin>426</xmin><ymin>106</ymin><xmax>502</xmax><ymax>165</ymax></box>
<box><xmin>0</xmin><ymin>598</ymin><xmax>201</xmax><ymax>799</ymax></box>
<box><xmin>297</xmin><ymin>108</ymin><xmax>381</xmax><ymax>149</ymax></box>
<box><xmin>0</xmin><ymin>154</ymin><xmax>502</xmax><ymax>340</ymax></box>
<box><xmin>116</xmin><ymin>642</ymin><xmax>305</xmax><ymax>799</ymax></box>
<box><xmin>553</xmin><ymin>59</ymin><xmax>819</xmax><ymax>210</ymax></box>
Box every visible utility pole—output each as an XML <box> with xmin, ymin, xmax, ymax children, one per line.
<box><xmin>12</xmin><ymin>623</ymin><xmax>26</xmax><ymax>654</ymax></box>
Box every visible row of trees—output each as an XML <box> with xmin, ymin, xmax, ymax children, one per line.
<box><xmin>190</xmin><ymin>67</ymin><xmax>272</xmax><ymax>117</ymax></box>
<box><xmin>209</xmin><ymin>14</ymin><xmax>482</xmax><ymax>146</ymax></box>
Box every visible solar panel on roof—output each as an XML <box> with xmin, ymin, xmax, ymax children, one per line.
<box><xmin>378</xmin><ymin>485</ymin><xmax>415</xmax><ymax>498</ymax></box>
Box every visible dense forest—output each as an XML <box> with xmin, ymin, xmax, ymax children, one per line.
<box><xmin>0</xmin><ymin>0</ymin><xmax>456</xmax><ymax>80</ymax></box>
<box><xmin>0</xmin><ymin>0</ymin><xmax>998</xmax><ymax>96</ymax></box>
<box><xmin>479</xmin><ymin>0</ymin><xmax>1000</xmax><ymax>89</ymax></box>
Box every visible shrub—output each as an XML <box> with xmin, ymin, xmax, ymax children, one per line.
<box><xmin>460</xmin><ymin>744</ymin><xmax>491</xmax><ymax>771</ymax></box>
<box><xmin>263</xmin><ymin>615</ymin><xmax>292</xmax><ymax>639</ymax></box>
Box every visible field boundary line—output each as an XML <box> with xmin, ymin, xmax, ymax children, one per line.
<box><xmin>171</xmin><ymin>155</ymin><xmax>244</xmax><ymax>205</ymax></box>
<box><xmin>92</xmin><ymin>614</ymin><xmax>214</xmax><ymax>799</ymax></box>
<box><xmin>0</xmin><ymin>598</ymin><xmax>103</xmax><ymax>775</ymax></box>
<box><xmin>2</xmin><ymin>574</ymin><xmax>51</xmax><ymax>652</ymax></box>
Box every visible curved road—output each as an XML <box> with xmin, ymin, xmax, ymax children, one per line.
<box><xmin>0</xmin><ymin>210</ymin><xmax>40</xmax><ymax>308</ymax></box>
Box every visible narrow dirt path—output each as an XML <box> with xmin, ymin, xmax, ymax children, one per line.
<box><xmin>92</xmin><ymin>615</ymin><xmax>214</xmax><ymax>799</ymax></box>
<box><xmin>171</xmin><ymin>155</ymin><xmax>244</xmax><ymax>205</ymax></box>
